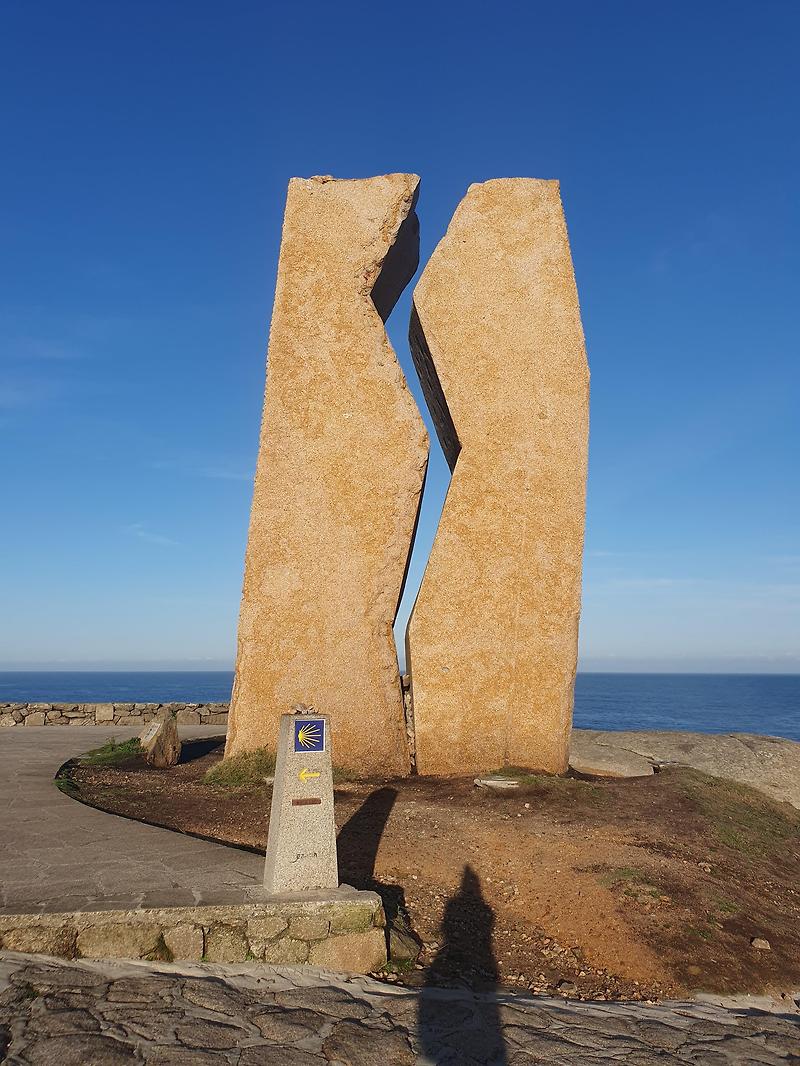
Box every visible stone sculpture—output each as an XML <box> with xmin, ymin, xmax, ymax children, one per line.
<box><xmin>225</xmin><ymin>174</ymin><xmax>428</xmax><ymax>776</ymax></box>
<box><xmin>407</xmin><ymin>179</ymin><xmax>589</xmax><ymax>775</ymax></box>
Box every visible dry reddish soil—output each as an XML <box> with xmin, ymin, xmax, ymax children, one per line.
<box><xmin>64</xmin><ymin>738</ymin><xmax>800</xmax><ymax>1002</ymax></box>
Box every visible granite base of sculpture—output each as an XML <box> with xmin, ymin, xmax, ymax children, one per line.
<box><xmin>226</xmin><ymin>174</ymin><xmax>589</xmax><ymax>779</ymax></box>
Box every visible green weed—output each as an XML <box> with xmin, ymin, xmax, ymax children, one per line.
<box><xmin>677</xmin><ymin>769</ymin><xmax>800</xmax><ymax>859</ymax></box>
<box><xmin>203</xmin><ymin>747</ymin><xmax>276</xmax><ymax>789</ymax></box>
<box><xmin>81</xmin><ymin>738</ymin><xmax>142</xmax><ymax>767</ymax></box>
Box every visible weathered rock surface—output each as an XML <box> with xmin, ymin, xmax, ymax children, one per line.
<box><xmin>226</xmin><ymin>174</ymin><xmax>427</xmax><ymax>777</ymax></box>
<box><xmin>572</xmin><ymin>730</ymin><xmax>800</xmax><ymax>808</ymax></box>
<box><xmin>569</xmin><ymin>737</ymin><xmax>654</xmax><ymax>778</ymax></box>
<box><xmin>1</xmin><ymin>954</ymin><xmax>798</xmax><ymax>1064</ymax></box>
<box><xmin>408</xmin><ymin>179</ymin><xmax>589</xmax><ymax>776</ymax></box>
<box><xmin>140</xmin><ymin>708</ymin><xmax>181</xmax><ymax>768</ymax></box>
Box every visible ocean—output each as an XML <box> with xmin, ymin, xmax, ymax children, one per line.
<box><xmin>1</xmin><ymin>671</ymin><xmax>798</xmax><ymax>742</ymax></box>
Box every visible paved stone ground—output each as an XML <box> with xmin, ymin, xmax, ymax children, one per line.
<box><xmin>1</xmin><ymin>953</ymin><xmax>798</xmax><ymax>1065</ymax></box>
<box><xmin>0</xmin><ymin>727</ymin><xmax>262</xmax><ymax>915</ymax></box>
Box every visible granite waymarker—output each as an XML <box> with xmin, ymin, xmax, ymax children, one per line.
<box><xmin>407</xmin><ymin>179</ymin><xmax>590</xmax><ymax>775</ymax></box>
<box><xmin>225</xmin><ymin>174</ymin><xmax>428</xmax><ymax>777</ymax></box>
<box><xmin>264</xmin><ymin>712</ymin><xmax>338</xmax><ymax>894</ymax></box>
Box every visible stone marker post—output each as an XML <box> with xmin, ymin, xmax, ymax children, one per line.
<box><xmin>264</xmin><ymin>711</ymin><xmax>338</xmax><ymax>894</ymax></box>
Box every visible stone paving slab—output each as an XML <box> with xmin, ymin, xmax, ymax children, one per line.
<box><xmin>0</xmin><ymin>727</ymin><xmax>262</xmax><ymax>915</ymax></box>
<box><xmin>1</xmin><ymin>952</ymin><xmax>798</xmax><ymax>1065</ymax></box>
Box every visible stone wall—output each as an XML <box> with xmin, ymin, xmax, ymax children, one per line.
<box><xmin>0</xmin><ymin>702</ymin><xmax>229</xmax><ymax>729</ymax></box>
<box><xmin>0</xmin><ymin>893</ymin><xmax>387</xmax><ymax>973</ymax></box>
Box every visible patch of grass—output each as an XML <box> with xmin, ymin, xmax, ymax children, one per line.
<box><xmin>713</xmin><ymin>896</ymin><xmax>740</xmax><ymax>915</ymax></box>
<box><xmin>204</xmin><ymin>747</ymin><xmax>351</xmax><ymax>789</ymax></box>
<box><xmin>203</xmin><ymin>747</ymin><xmax>276</xmax><ymax>789</ymax></box>
<box><xmin>599</xmin><ymin>865</ymin><xmax>648</xmax><ymax>889</ymax></box>
<box><xmin>81</xmin><ymin>738</ymin><xmax>142</xmax><ymax>767</ymax></box>
<box><xmin>55</xmin><ymin>772</ymin><xmax>79</xmax><ymax>797</ymax></box>
<box><xmin>677</xmin><ymin>769</ymin><xmax>800</xmax><ymax>859</ymax></box>
<box><xmin>486</xmin><ymin>766</ymin><xmax>605</xmax><ymax>802</ymax></box>
<box><xmin>597</xmin><ymin>866</ymin><xmax>663</xmax><ymax>901</ymax></box>
<box><xmin>382</xmin><ymin>957</ymin><xmax>416</xmax><ymax>975</ymax></box>
<box><xmin>686</xmin><ymin>924</ymin><xmax>715</xmax><ymax>942</ymax></box>
<box><xmin>602</xmin><ymin>866</ymin><xmax>644</xmax><ymax>884</ymax></box>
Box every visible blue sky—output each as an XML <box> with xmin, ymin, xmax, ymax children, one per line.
<box><xmin>1</xmin><ymin>0</ymin><xmax>798</xmax><ymax>672</ymax></box>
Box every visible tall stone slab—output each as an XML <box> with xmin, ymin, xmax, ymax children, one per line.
<box><xmin>226</xmin><ymin>174</ymin><xmax>428</xmax><ymax>776</ymax></box>
<box><xmin>407</xmin><ymin>179</ymin><xmax>589</xmax><ymax>776</ymax></box>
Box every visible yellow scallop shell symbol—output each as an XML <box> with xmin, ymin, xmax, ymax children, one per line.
<box><xmin>296</xmin><ymin>722</ymin><xmax>321</xmax><ymax>748</ymax></box>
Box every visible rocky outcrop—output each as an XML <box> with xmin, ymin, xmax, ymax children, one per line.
<box><xmin>571</xmin><ymin>729</ymin><xmax>800</xmax><ymax>809</ymax></box>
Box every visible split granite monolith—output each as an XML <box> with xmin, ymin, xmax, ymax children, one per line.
<box><xmin>225</xmin><ymin>174</ymin><xmax>428</xmax><ymax>776</ymax></box>
<box><xmin>407</xmin><ymin>179</ymin><xmax>589</xmax><ymax>776</ymax></box>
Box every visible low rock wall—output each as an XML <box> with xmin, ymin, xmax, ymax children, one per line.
<box><xmin>0</xmin><ymin>702</ymin><xmax>229</xmax><ymax>729</ymax></box>
<box><xmin>0</xmin><ymin>893</ymin><xmax>387</xmax><ymax>973</ymax></box>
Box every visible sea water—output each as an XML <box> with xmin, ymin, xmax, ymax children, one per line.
<box><xmin>1</xmin><ymin>671</ymin><xmax>798</xmax><ymax>742</ymax></box>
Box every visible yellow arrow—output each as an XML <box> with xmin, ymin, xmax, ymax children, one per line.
<box><xmin>298</xmin><ymin>768</ymin><xmax>321</xmax><ymax>782</ymax></box>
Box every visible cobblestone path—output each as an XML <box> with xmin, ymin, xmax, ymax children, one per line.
<box><xmin>1</xmin><ymin>953</ymin><xmax>798</xmax><ymax>1065</ymax></box>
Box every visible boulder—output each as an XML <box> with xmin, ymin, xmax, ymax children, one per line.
<box><xmin>139</xmin><ymin>709</ymin><xmax>181</xmax><ymax>768</ymax></box>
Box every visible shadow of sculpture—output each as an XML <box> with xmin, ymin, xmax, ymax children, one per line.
<box><xmin>419</xmin><ymin>864</ymin><xmax>508</xmax><ymax>1065</ymax></box>
<box><xmin>178</xmin><ymin>736</ymin><xmax>225</xmax><ymax>763</ymax></box>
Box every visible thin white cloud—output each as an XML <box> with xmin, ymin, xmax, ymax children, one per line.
<box><xmin>125</xmin><ymin>522</ymin><xmax>181</xmax><ymax>547</ymax></box>
<box><xmin>151</xmin><ymin>459</ymin><xmax>252</xmax><ymax>482</ymax></box>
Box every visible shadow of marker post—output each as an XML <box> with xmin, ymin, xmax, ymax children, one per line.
<box><xmin>337</xmin><ymin>787</ymin><xmax>411</xmax><ymax>930</ymax></box>
<box><xmin>419</xmin><ymin>864</ymin><xmax>508</xmax><ymax>1065</ymax></box>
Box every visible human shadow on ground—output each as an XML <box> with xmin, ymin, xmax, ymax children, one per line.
<box><xmin>336</xmin><ymin>786</ymin><xmax>411</xmax><ymax>934</ymax></box>
<box><xmin>419</xmin><ymin>865</ymin><xmax>508</xmax><ymax>1065</ymax></box>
